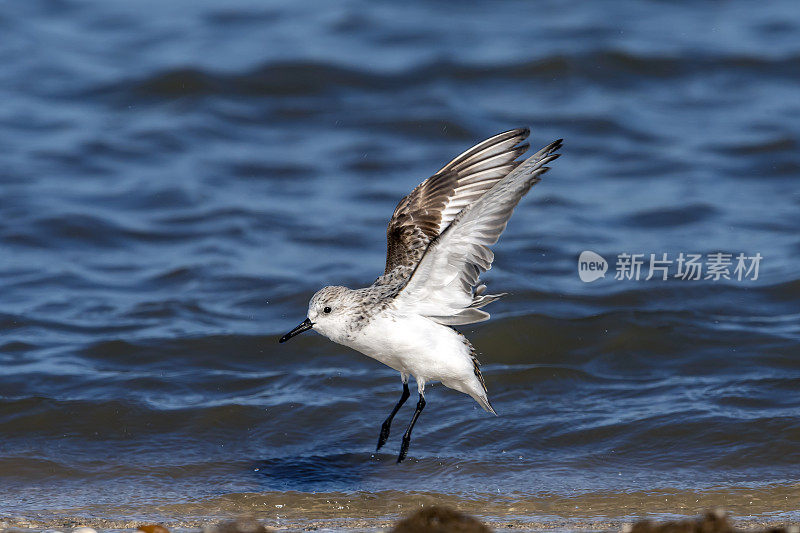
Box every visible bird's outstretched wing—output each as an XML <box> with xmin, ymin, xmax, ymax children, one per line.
<box><xmin>384</xmin><ymin>128</ymin><xmax>531</xmax><ymax>275</ymax></box>
<box><xmin>393</xmin><ymin>139</ymin><xmax>562</xmax><ymax>325</ymax></box>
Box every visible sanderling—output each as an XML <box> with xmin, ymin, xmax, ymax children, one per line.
<box><xmin>280</xmin><ymin>128</ymin><xmax>562</xmax><ymax>462</ymax></box>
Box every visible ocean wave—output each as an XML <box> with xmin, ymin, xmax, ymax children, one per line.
<box><xmin>90</xmin><ymin>52</ymin><xmax>800</xmax><ymax>100</ymax></box>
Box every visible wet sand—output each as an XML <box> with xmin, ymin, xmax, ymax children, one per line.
<box><xmin>0</xmin><ymin>515</ymin><xmax>797</xmax><ymax>532</ymax></box>
<box><xmin>2</xmin><ymin>485</ymin><xmax>799</xmax><ymax>531</ymax></box>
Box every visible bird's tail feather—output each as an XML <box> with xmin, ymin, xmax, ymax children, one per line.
<box><xmin>474</xmin><ymin>392</ymin><xmax>497</xmax><ymax>415</ymax></box>
<box><xmin>471</xmin><ymin>353</ymin><xmax>497</xmax><ymax>415</ymax></box>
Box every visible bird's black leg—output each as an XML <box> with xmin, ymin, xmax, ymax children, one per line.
<box><xmin>376</xmin><ymin>382</ymin><xmax>410</xmax><ymax>451</ymax></box>
<box><xmin>397</xmin><ymin>394</ymin><xmax>426</xmax><ymax>463</ymax></box>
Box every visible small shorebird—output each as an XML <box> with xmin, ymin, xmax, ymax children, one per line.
<box><xmin>280</xmin><ymin>128</ymin><xmax>562</xmax><ymax>462</ymax></box>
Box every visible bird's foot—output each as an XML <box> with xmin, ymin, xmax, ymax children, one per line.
<box><xmin>376</xmin><ymin>422</ymin><xmax>391</xmax><ymax>451</ymax></box>
<box><xmin>397</xmin><ymin>436</ymin><xmax>411</xmax><ymax>463</ymax></box>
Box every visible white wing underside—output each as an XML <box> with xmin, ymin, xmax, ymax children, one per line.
<box><xmin>394</xmin><ymin>139</ymin><xmax>562</xmax><ymax>325</ymax></box>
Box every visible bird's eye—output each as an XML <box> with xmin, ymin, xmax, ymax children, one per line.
<box><xmin>323</xmin><ymin>306</ymin><xmax>332</xmax><ymax>314</ymax></box>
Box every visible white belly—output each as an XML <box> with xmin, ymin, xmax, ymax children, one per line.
<box><xmin>343</xmin><ymin>311</ymin><xmax>474</xmax><ymax>385</ymax></box>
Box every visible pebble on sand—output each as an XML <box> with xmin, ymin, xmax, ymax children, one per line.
<box><xmin>624</xmin><ymin>510</ymin><xmax>792</xmax><ymax>533</ymax></box>
<box><xmin>390</xmin><ymin>506</ymin><xmax>492</xmax><ymax>533</ymax></box>
<box><xmin>201</xmin><ymin>518</ymin><xmax>274</xmax><ymax>533</ymax></box>
<box><xmin>138</xmin><ymin>525</ymin><xmax>170</xmax><ymax>533</ymax></box>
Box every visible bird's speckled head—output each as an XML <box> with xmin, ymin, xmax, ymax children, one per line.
<box><xmin>279</xmin><ymin>284</ymin><xmax>374</xmax><ymax>344</ymax></box>
<box><xmin>306</xmin><ymin>285</ymin><xmax>363</xmax><ymax>342</ymax></box>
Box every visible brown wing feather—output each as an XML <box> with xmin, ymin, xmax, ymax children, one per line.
<box><xmin>384</xmin><ymin>128</ymin><xmax>531</xmax><ymax>275</ymax></box>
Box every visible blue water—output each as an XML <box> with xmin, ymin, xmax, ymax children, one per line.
<box><xmin>1</xmin><ymin>0</ymin><xmax>799</xmax><ymax>527</ymax></box>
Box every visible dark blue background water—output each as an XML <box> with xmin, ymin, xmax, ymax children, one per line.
<box><xmin>1</xmin><ymin>0</ymin><xmax>799</xmax><ymax>527</ymax></box>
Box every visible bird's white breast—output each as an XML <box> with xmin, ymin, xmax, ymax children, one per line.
<box><xmin>341</xmin><ymin>309</ymin><xmax>475</xmax><ymax>383</ymax></box>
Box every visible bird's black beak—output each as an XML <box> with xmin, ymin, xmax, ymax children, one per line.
<box><xmin>279</xmin><ymin>318</ymin><xmax>313</xmax><ymax>343</ymax></box>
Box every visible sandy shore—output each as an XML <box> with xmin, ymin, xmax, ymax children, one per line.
<box><xmin>2</xmin><ymin>513</ymin><xmax>799</xmax><ymax>532</ymax></box>
<box><xmin>4</xmin><ymin>484</ymin><xmax>800</xmax><ymax>532</ymax></box>
<box><xmin>3</xmin><ymin>485</ymin><xmax>800</xmax><ymax>532</ymax></box>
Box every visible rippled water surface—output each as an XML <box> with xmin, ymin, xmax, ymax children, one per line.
<box><xmin>1</xmin><ymin>0</ymin><xmax>799</xmax><ymax>528</ymax></box>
